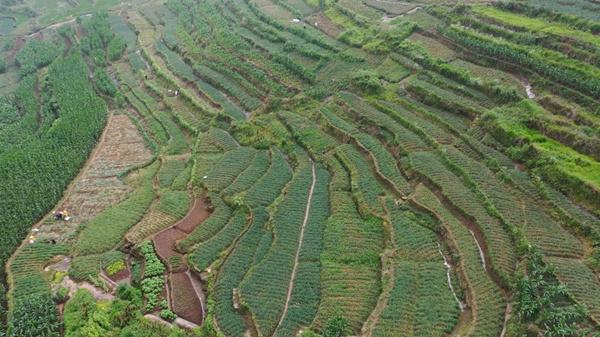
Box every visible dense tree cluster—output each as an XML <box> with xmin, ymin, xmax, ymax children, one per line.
<box><xmin>15</xmin><ymin>39</ymin><xmax>60</xmax><ymax>76</ymax></box>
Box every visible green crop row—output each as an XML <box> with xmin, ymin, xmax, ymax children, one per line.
<box><xmin>189</xmin><ymin>208</ymin><xmax>249</xmax><ymax>271</ymax></box>
<box><xmin>74</xmin><ymin>162</ymin><xmax>158</xmax><ymax>256</ymax></box>
<box><xmin>177</xmin><ymin>195</ymin><xmax>233</xmax><ymax>253</ymax></box>
<box><xmin>372</xmin><ymin>202</ymin><xmax>460</xmax><ymax>337</ymax></box>
<box><xmin>444</xmin><ymin>146</ymin><xmax>584</xmax><ymax>258</ymax></box>
<box><xmin>156</xmin><ymin>191</ymin><xmax>191</xmax><ymax>219</ymax></box>
<box><xmin>274</xmin><ymin>165</ymin><xmax>330</xmax><ymax>337</ymax></box>
<box><xmin>316</xmin><ymin>187</ymin><xmax>382</xmax><ymax>332</ymax></box>
<box><xmin>222</xmin><ymin>150</ymin><xmax>270</xmax><ymax>196</ymax></box>
<box><xmin>158</xmin><ymin>159</ymin><xmax>187</xmax><ymax>188</ymax></box>
<box><xmin>321</xmin><ymin>105</ymin><xmax>411</xmax><ymax>196</ymax></box>
<box><xmin>68</xmin><ymin>251</ymin><xmax>124</xmax><ymax>282</ymax></box>
<box><xmin>243</xmin><ymin>148</ymin><xmax>293</xmax><ymax>208</ymax></box>
<box><xmin>196</xmin><ymin>128</ymin><xmax>240</xmax><ymax>154</ymax></box>
<box><xmin>335</xmin><ymin>144</ymin><xmax>386</xmax><ymax>217</ymax></box>
<box><xmin>6</xmin><ymin>243</ymin><xmax>69</xmax><ymax>337</ymax></box>
<box><xmin>213</xmin><ymin>207</ymin><xmax>270</xmax><ymax>337</ymax></box>
<box><xmin>546</xmin><ymin>257</ymin><xmax>600</xmax><ymax>324</ymax></box>
<box><xmin>203</xmin><ymin>147</ymin><xmax>258</xmax><ymax>192</ymax></box>
<box><xmin>240</xmin><ymin>162</ymin><xmax>313</xmax><ymax>337</ymax></box>
<box><xmin>170</xmin><ymin>2</ymin><xmax>289</xmax><ymax>96</ymax></box>
<box><xmin>155</xmin><ymin>40</ymin><xmax>247</xmax><ymax>120</ymax></box>
<box><xmin>439</xmin><ymin>25</ymin><xmax>600</xmax><ymax>99</ymax></box>
<box><xmin>0</xmin><ymin>77</ymin><xmax>39</xmax><ymax>155</ymax></box>
<box><xmin>404</xmin><ymin>77</ymin><xmax>485</xmax><ymax>119</ymax></box>
<box><xmin>126</xmin><ymin>210</ymin><xmax>178</xmax><ymax>245</ymax></box>
<box><xmin>409</xmin><ymin>151</ymin><xmax>516</xmax><ymax>282</ymax></box>
<box><xmin>192</xmin><ymin>63</ymin><xmax>262</xmax><ymax>111</ymax></box>
<box><xmin>414</xmin><ymin>185</ymin><xmax>506</xmax><ymax>337</ymax></box>
<box><xmin>278</xmin><ymin>111</ymin><xmax>337</xmax><ymax>156</ymax></box>
<box><xmin>339</xmin><ymin>91</ymin><xmax>430</xmax><ymax>153</ymax></box>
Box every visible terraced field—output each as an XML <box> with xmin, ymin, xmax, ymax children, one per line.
<box><xmin>1</xmin><ymin>0</ymin><xmax>600</xmax><ymax>336</ymax></box>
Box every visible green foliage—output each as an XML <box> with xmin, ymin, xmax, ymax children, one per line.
<box><xmin>74</xmin><ymin>162</ymin><xmax>157</xmax><ymax>255</ymax></box>
<box><xmin>139</xmin><ymin>241</ymin><xmax>165</xmax><ymax>278</ymax></box>
<box><xmin>160</xmin><ymin>309</ymin><xmax>177</xmax><ymax>322</ymax></box>
<box><xmin>158</xmin><ymin>160</ymin><xmax>187</xmax><ymax>188</ymax></box>
<box><xmin>156</xmin><ymin>190</ymin><xmax>190</xmax><ymax>218</ymax></box>
<box><xmin>0</xmin><ymin>52</ymin><xmax>107</xmax><ymax>326</ymax></box>
<box><xmin>138</xmin><ymin>242</ymin><xmax>166</xmax><ymax>312</ymax></box>
<box><xmin>15</xmin><ymin>39</ymin><xmax>60</xmax><ymax>76</ymax></box>
<box><xmin>9</xmin><ymin>293</ymin><xmax>60</xmax><ymax>337</ymax></box>
<box><xmin>240</xmin><ymin>162</ymin><xmax>330</xmax><ymax>337</ymax></box>
<box><xmin>203</xmin><ymin>147</ymin><xmax>257</xmax><ymax>192</ymax></box>
<box><xmin>323</xmin><ymin>314</ymin><xmax>348</xmax><ymax>337</ymax></box>
<box><xmin>397</xmin><ymin>40</ymin><xmax>520</xmax><ymax>103</ymax></box>
<box><xmin>515</xmin><ymin>251</ymin><xmax>589</xmax><ymax>336</ymax></box>
<box><xmin>63</xmin><ymin>286</ymin><xmax>185</xmax><ymax>337</ymax></box>
<box><xmin>439</xmin><ymin>25</ymin><xmax>600</xmax><ymax>99</ymax></box>
<box><xmin>52</xmin><ymin>287</ymin><xmax>70</xmax><ymax>304</ymax></box>
<box><xmin>108</xmin><ymin>36</ymin><xmax>127</xmax><ymax>61</ymax></box>
<box><xmin>190</xmin><ymin>208</ymin><xmax>249</xmax><ymax>271</ymax></box>
<box><xmin>351</xmin><ymin>70</ymin><xmax>382</xmax><ymax>94</ymax></box>
<box><xmin>94</xmin><ymin>68</ymin><xmax>117</xmax><ymax>96</ymax></box>
<box><xmin>243</xmin><ymin>148</ymin><xmax>293</xmax><ymax>208</ymax></box>
<box><xmin>69</xmin><ymin>251</ymin><xmax>125</xmax><ymax>281</ymax></box>
<box><xmin>212</xmin><ymin>207</ymin><xmax>269</xmax><ymax>337</ymax></box>
<box><xmin>105</xmin><ymin>260</ymin><xmax>126</xmax><ymax>276</ymax></box>
<box><xmin>0</xmin><ymin>59</ymin><xmax>5</xmax><ymax>73</ymax></box>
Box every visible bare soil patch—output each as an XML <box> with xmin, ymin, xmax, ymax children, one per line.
<box><xmin>176</xmin><ymin>198</ymin><xmax>211</xmax><ymax>234</ymax></box>
<box><xmin>154</xmin><ymin>228</ymin><xmax>187</xmax><ymax>271</ymax></box>
<box><xmin>169</xmin><ymin>272</ymin><xmax>204</xmax><ymax>325</ymax></box>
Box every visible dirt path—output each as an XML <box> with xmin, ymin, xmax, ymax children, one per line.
<box><xmin>273</xmin><ymin>161</ymin><xmax>317</xmax><ymax>335</ymax></box>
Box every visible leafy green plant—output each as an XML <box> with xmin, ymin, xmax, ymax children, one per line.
<box><xmin>105</xmin><ymin>260</ymin><xmax>126</xmax><ymax>276</ymax></box>
<box><xmin>160</xmin><ymin>309</ymin><xmax>177</xmax><ymax>322</ymax></box>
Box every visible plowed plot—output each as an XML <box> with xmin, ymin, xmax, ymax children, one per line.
<box><xmin>32</xmin><ymin>113</ymin><xmax>152</xmax><ymax>243</ymax></box>
<box><xmin>176</xmin><ymin>199</ymin><xmax>211</xmax><ymax>233</ymax></box>
<box><xmin>154</xmin><ymin>228</ymin><xmax>188</xmax><ymax>272</ymax></box>
<box><xmin>170</xmin><ymin>271</ymin><xmax>204</xmax><ymax>325</ymax></box>
<box><xmin>153</xmin><ymin>198</ymin><xmax>211</xmax><ymax>271</ymax></box>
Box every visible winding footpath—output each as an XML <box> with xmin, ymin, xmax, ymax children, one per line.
<box><xmin>273</xmin><ymin>161</ymin><xmax>317</xmax><ymax>335</ymax></box>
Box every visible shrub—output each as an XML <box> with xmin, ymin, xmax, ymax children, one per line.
<box><xmin>108</xmin><ymin>36</ymin><xmax>127</xmax><ymax>61</ymax></box>
<box><xmin>160</xmin><ymin>309</ymin><xmax>177</xmax><ymax>322</ymax></box>
<box><xmin>52</xmin><ymin>287</ymin><xmax>70</xmax><ymax>304</ymax></box>
<box><xmin>352</xmin><ymin>70</ymin><xmax>382</xmax><ymax>94</ymax></box>
<box><xmin>105</xmin><ymin>259</ymin><xmax>126</xmax><ymax>276</ymax></box>
<box><xmin>94</xmin><ymin>68</ymin><xmax>117</xmax><ymax>96</ymax></box>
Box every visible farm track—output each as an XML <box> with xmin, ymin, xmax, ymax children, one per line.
<box><xmin>273</xmin><ymin>161</ymin><xmax>317</xmax><ymax>336</ymax></box>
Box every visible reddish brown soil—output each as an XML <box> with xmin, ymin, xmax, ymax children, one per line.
<box><xmin>154</xmin><ymin>228</ymin><xmax>187</xmax><ymax>269</ymax></box>
<box><xmin>153</xmin><ymin>198</ymin><xmax>211</xmax><ymax>271</ymax></box>
<box><xmin>169</xmin><ymin>272</ymin><xmax>204</xmax><ymax>325</ymax></box>
<box><xmin>105</xmin><ymin>267</ymin><xmax>131</xmax><ymax>283</ymax></box>
<box><xmin>176</xmin><ymin>198</ymin><xmax>211</xmax><ymax>233</ymax></box>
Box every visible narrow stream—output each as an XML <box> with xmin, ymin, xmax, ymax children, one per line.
<box><xmin>437</xmin><ymin>242</ymin><xmax>466</xmax><ymax>312</ymax></box>
<box><xmin>523</xmin><ymin>78</ymin><xmax>535</xmax><ymax>98</ymax></box>
<box><xmin>469</xmin><ymin>229</ymin><xmax>487</xmax><ymax>271</ymax></box>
